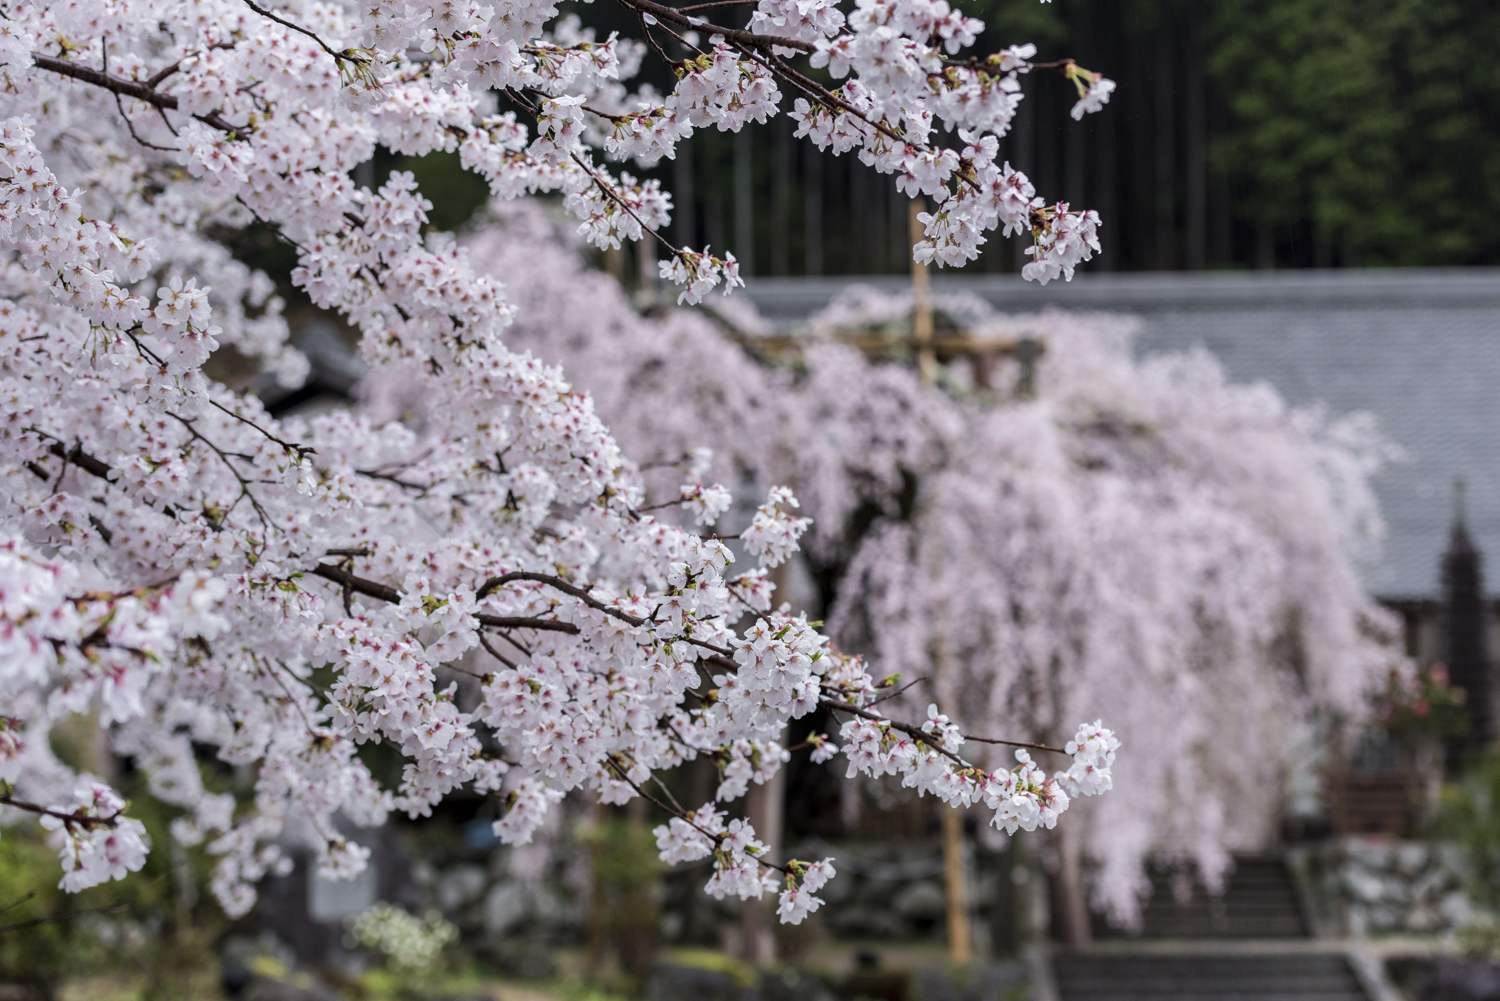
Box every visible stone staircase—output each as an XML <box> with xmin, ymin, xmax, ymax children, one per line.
<box><xmin>1103</xmin><ymin>854</ymin><xmax>1309</xmax><ymax>941</ymax></box>
<box><xmin>1055</xmin><ymin>855</ymin><xmax>1374</xmax><ymax>1001</ymax></box>
<box><xmin>1056</xmin><ymin>953</ymin><xmax>1369</xmax><ymax>1001</ymax></box>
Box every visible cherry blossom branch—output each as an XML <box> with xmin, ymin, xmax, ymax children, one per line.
<box><xmin>38</xmin><ymin>439</ymin><xmax>114</xmax><ymax>482</ymax></box>
<box><xmin>760</xmin><ymin>52</ymin><xmax>911</xmax><ymax>148</ymax></box>
<box><xmin>675</xmin><ymin>0</ymin><xmax>758</xmax><ymax>12</ymax></box>
<box><xmin>207</xmin><ymin>399</ymin><xmax>315</xmax><ymax>461</ymax></box>
<box><xmin>0</xmin><ymin>790</ymin><xmax>121</xmax><ymax>831</ymax></box>
<box><xmin>863</xmin><ymin>674</ymin><xmax>930</xmax><ymax>708</ymax></box>
<box><xmin>616</xmin><ymin>0</ymin><xmax>814</xmax><ymax>54</ymax></box>
<box><xmin>307</xmin><ymin>563</ymin><xmax>582</xmax><ymax>634</ymax></box>
<box><xmin>476</xmin><ymin>570</ymin><xmax>644</xmax><ymax>624</ymax></box>
<box><xmin>239</xmin><ymin>0</ymin><xmax>357</xmax><ymax>67</ymax></box>
<box><xmin>602</xmin><ymin>754</ymin><xmax>790</xmax><ymax>875</ymax></box>
<box><xmin>30</xmin><ymin>54</ymin><xmax>243</xmax><ymax>134</ymax></box>
<box><xmin>142</xmin><ymin>42</ymin><xmax>234</xmax><ymax>88</ymax></box>
<box><xmin>819</xmin><ymin>697</ymin><xmax>1067</xmax><ymax>758</ymax></box>
<box><xmin>569</xmin><ymin>151</ymin><xmax>683</xmax><ymax>258</ymax></box>
<box><xmin>101</xmin><ymin>41</ymin><xmax>178</xmax><ymax>153</ymax></box>
<box><xmin>31</xmin><ymin>434</ymin><xmax>1061</xmax><ymax>771</ymax></box>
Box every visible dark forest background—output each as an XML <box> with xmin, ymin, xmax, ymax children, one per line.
<box><xmin>655</xmin><ymin>0</ymin><xmax>1500</xmax><ymax>275</ymax></box>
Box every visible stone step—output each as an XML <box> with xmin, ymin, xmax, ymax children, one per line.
<box><xmin>1056</xmin><ymin>994</ymin><xmax>1365</xmax><ymax>1001</ymax></box>
<box><xmin>1056</xmin><ymin>954</ymin><xmax>1369</xmax><ymax>1001</ymax></box>
<box><xmin>1100</xmin><ymin>855</ymin><xmax>1308</xmax><ymax>941</ymax></box>
<box><xmin>1140</xmin><ymin>896</ymin><xmax>1304</xmax><ymax>911</ymax></box>
<box><xmin>1124</xmin><ymin>922</ymin><xmax>1309</xmax><ymax>940</ymax></box>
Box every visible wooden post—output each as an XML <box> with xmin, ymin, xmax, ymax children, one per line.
<box><xmin>604</xmin><ymin>244</ymin><xmax>625</xmax><ymax>286</ymax></box>
<box><xmin>736</xmin><ymin>565</ymin><xmax>791</xmax><ymax>965</ymax></box>
<box><xmin>636</xmin><ymin>233</ymin><xmax>657</xmax><ymax>304</ymax></box>
<box><xmin>1053</xmin><ymin>822</ymin><xmax>1092</xmax><ymax>948</ymax></box>
<box><xmin>908</xmin><ymin>223</ymin><xmax>971</xmax><ymax>967</ymax></box>
<box><xmin>734</xmin><ymin>130</ymin><xmax>754</xmax><ymax>277</ymax></box>
<box><xmin>941</xmin><ymin>806</ymin><xmax>973</xmax><ymax>966</ymax></box>
<box><xmin>585</xmin><ymin>801</ymin><xmax>608</xmax><ymax>977</ymax></box>
<box><xmin>908</xmin><ymin>199</ymin><xmax>937</xmax><ymax>385</ymax></box>
<box><xmin>738</xmin><ymin>753</ymin><xmax>786</xmax><ymax>964</ymax></box>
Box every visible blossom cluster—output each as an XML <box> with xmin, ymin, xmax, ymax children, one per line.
<box><xmin>659</xmin><ymin>247</ymin><xmax>746</xmax><ymax>305</ymax></box>
<box><xmin>0</xmin><ymin>0</ymin><xmax>1121</xmax><ymax>919</ymax></box>
<box><xmin>36</xmin><ymin>782</ymin><xmax>150</xmax><ymax>894</ymax></box>
<box><xmin>836</xmin><ymin>709</ymin><xmax>1115</xmax><ymax>836</ymax></box>
<box><xmin>777</xmin><ymin>857</ymin><xmax>836</xmax><ymax>924</ymax></box>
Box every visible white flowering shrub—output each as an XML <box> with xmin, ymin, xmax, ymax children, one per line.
<box><xmin>349</xmin><ymin>903</ymin><xmax>458</xmax><ymax>972</ymax></box>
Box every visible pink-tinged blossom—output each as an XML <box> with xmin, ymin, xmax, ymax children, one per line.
<box><xmin>0</xmin><ymin>0</ymin><xmax>1121</xmax><ymax>921</ymax></box>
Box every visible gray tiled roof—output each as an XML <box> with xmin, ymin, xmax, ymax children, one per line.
<box><xmin>745</xmin><ymin>269</ymin><xmax>1500</xmax><ymax>601</ymax></box>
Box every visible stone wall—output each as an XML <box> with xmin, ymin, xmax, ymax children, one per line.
<box><xmin>784</xmin><ymin>838</ymin><xmax>1016</xmax><ymax>943</ymax></box>
<box><xmin>1300</xmin><ymin>837</ymin><xmax>1473</xmax><ymax>936</ymax></box>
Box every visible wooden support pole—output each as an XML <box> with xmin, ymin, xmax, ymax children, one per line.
<box><xmin>908</xmin><ymin>199</ymin><xmax>937</xmax><ymax>385</ymax></box>
<box><xmin>736</xmin><ymin>563</ymin><xmax>791</xmax><ymax>966</ymax></box>
<box><xmin>941</xmin><ymin>805</ymin><xmax>973</xmax><ymax>966</ymax></box>
<box><xmin>929</xmin><ymin>639</ymin><xmax>972</xmax><ymax>967</ymax></box>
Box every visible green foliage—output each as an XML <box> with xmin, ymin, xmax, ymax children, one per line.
<box><xmin>378</xmin><ymin>151</ymin><xmax>492</xmax><ymax>232</ymax></box>
<box><xmin>580</xmin><ymin>817</ymin><xmax>663</xmax><ymax>983</ymax></box>
<box><xmin>1208</xmin><ymin>0</ymin><xmax>1500</xmax><ymax>265</ymax></box>
<box><xmin>1441</xmin><ymin>747</ymin><xmax>1500</xmax><ymax>914</ymax></box>
<box><xmin>580</xmin><ymin>817</ymin><xmax>663</xmax><ymax>887</ymax></box>
<box><xmin>0</xmin><ymin>829</ymin><xmax>79</xmax><ymax>991</ymax></box>
<box><xmin>974</xmin><ymin>0</ymin><xmax>1067</xmax><ymax>46</ymax></box>
<box><xmin>1456</xmin><ymin>914</ymin><xmax>1500</xmax><ymax>961</ymax></box>
<box><xmin>549</xmin><ymin>978</ymin><xmax>641</xmax><ymax>1001</ymax></box>
<box><xmin>0</xmin><ymin>776</ymin><xmax>226</xmax><ymax>998</ymax></box>
<box><xmin>660</xmin><ymin>948</ymin><xmax>758</xmax><ymax>988</ymax></box>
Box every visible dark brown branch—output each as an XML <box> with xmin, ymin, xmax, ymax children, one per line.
<box><xmin>241</xmin><ymin>0</ymin><xmax>350</xmax><ymax>64</ymax></box>
<box><xmin>31</xmin><ymin>54</ymin><xmax>241</xmax><ymax>133</ymax></box>
<box><xmin>478</xmin><ymin>570</ymin><xmax>642</xmax><ymax>623</ymax></box>
<box><xmin>603</xmin><ymin>754</ymin><xmax>789</xmax><ymax>874</ymax></box>
<box><xmin>864</xmin><ymin>674</ymin><xmax>930</xmax><ymax>708</ymax></box>
<box><xmin>0</xmin><ymin>793</ymin><xmax>121</xmax><ymax>831</ymax></box>
<box><xmin>676</xmin><ymin>0</ymin><xmax>758</xmax><ymax>11</ymax></box>
<box><xmin>820</xmin><ymin>697</ymin><xmax>1066</xmax><ymax>759</ymax></box>
<box><xmin>619</xmin><ymin>0</ymin><xmax>812</xmax><ymax>54</ymax></box>
<box><xmin>308</xmin><ymin>563</ymin><xmax>582</xmax><ymax>634</ymax></box>
<box><xmin>44</xmin><ymin>441</ymin><xmax>114</xmax><ymax>481</ymax></box>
